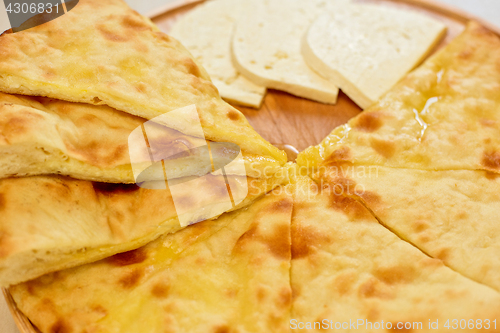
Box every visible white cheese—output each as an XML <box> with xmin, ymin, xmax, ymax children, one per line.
<box><xmin>302</xmin><ymin>4</ymin><xmax>447</xmax><ymax>109</ymax></box>
<box><xmin>231</xmin><ymin>0</ymin><xmax>342</xmax><ymax>104</ymax></box>
<box><xmin>170</xmin><ymin>0</ymin><xmax>266</xmax><ymax>108</ymax></box>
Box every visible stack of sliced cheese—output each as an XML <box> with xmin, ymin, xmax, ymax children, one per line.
<box><xmin>171</xmin><ymin>0</ymin><xmax>446</xmax><ymax>109</ymax></box>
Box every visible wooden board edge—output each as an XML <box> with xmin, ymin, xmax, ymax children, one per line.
<box><xmin>2</xmin><ymin>289</ymin><xmax>38</xmax><ymax>333</ymax></box>
<box><xmin>147</xmin><ymin>0</ymin><xmax>205</xmax><ymax>19</ymax></box>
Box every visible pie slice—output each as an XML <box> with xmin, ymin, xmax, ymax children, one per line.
<box><xmin>0</xmin><ymin>0</ymin><xmax>286</xmax><ymax>167</ymax></box>
<box><xmin>0</xmin><ymin>93</ymin><xmax>282</xmax><ymax>183</ymax></box>
<box><xmin>0</xmin><ymin>161</ymin><xmax>289</xmax><ymax>286</ymax></box>
<box><xmin>311</xmin><ymin>164</ymin><xmax>500</xmax><ymax>293</ymax></box>
<box><xmin>298</xmin><ymin>22</ymin><xmax>500</xmax><ymax>173</ymax></box>
<box><xmin>9</xmin><ymin>185</ymin><xmax>293</xmax><ymax>333</ymax></box>
<box><xmin>170</xmin><ymin>0</ymin><xmax>267</xmax><ymax>108</ymax></box>
<box><xmin>292</xmin><ymin>176</ymin><xmax>500</xmax><ymax>330</ymax></box>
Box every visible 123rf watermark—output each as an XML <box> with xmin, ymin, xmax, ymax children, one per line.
<box><xmin>290</xmin><ymin>319</ymin><xmax>497</xmax><ymax>330</ymax></box>
<box><xmin>0</xmin><ymin>0</ymin><xmax>79</xmax><ymax>34</ymax></box>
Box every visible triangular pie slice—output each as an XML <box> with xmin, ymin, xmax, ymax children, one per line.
<box><xmin>0</xmin><ymin>0</ymin><xmax>286</xmax><ymax>167</ymax></box>
<box><xmin>0</xmin><ymin>92</ymin><xmax>282</xmax><ymax>183</ymax></box>
<box><xmin>292</xmin><ymin>176</ymin><xmax>500</xmax><ymax>330</ymax></box>
<box><xmin>0</xmin><ymin>163</ymin><xmax>288</xmax><ymax>286</ymax></box>
<box><xmin>311</xmin><ymin>164</ymin><xmax>500</xmax><ymax>293</ymax></box>
<box><xmin>298</xmin><ymin>22</ymin><xmax>500</xmax><ymax>174</ymax></box>
<box><xmin>9</xmin><ymin>185</ymin><xmax>293</xmax><ymax>333</ymax></box>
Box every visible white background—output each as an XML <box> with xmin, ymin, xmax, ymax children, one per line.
<box><xmin>438</xmin><ymin>0</ymin><xmax>499</xmax><ymax>27</ymax></box>
<box><xmin>1</xmin><ymin>0</ymin><xmax>499</xmax><ymax>332</ymax></box>
<box><xmin>125</xmin><ymin>0</ymin><xmax>499</xmax><ymax>27</ymax></box>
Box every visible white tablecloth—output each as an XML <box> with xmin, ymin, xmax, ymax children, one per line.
<box><xmin>1</xmin><ymin>1</ymin><xmax>498</xmax><ymax>332</ymax></box>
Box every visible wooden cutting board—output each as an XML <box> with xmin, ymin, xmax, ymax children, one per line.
<box><xmin>4</xmin><ymin>1</ymin><xmax>500</xmax><ymax>332</ymax></box>
<box><xmin>152</xmin><ymin>0</ymin><xmax>499</xmax><ymax>154</ymax></box>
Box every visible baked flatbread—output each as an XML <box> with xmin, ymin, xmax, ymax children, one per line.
<box><xmin>0</xmin><ymin>165</ymin><xmax>288</xmax><ymax>286</ymax></box>
<box><xmin>10</xmin><ymin>186</ymin><xmax>293</xmax><ymax>333</ymax></box>
<box><xmin>0</xmin><ymin>93</ymin><xmax>282</xmax><ymax>182</ymax></box>
<box><xmin>311</xmin><ymin>164</ymin><xmax>500</xmax><ymax>293</ymax></box>
<box><xmin>298</xmin><ymin>22</ymin><xmax>500</xmax><ymax>173</ymax></box>
<box><xmin>170</xmin><ymin>0</ymin><xmax>266</xmax><ymax>108</ymax></box>
<box><xmin>0</xmin><ymin>0</ymin><xmax>286</xmax><ymax>166</ymax></box>
<box><xmin>292</xmin><ymin>176</ymin><xmax>500</xmax><ymax>331</ymax></box>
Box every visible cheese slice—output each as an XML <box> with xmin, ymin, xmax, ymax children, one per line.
<box><xmin>0</xmin><ymin>0</ymin><xmax>286</xmax><ymax>166</ymax></box>
<box><xmin>231</xmin><ymin>0</ymin><xmax>340</xmax><ymax>104</ymax></box>
<box><xmin>0</xmin><ymin>93</ymin><xmax>281</xmax><ymax>182</ymax></box>
<box><xmin>10</xmin><ymin>186</ymin><xmax>293</xmax><ymax>333</ymax></box>
<box><xmin>302</xmin><ymin>4</ymin><xmax>446</xmax><ymax>109</ymax></box>
<box><xmin>298</xmin><ymin>22</ymin><xmax>500</xmax><ymax>174</ymax></box>
<box><xmin>292</xmin><ymin>176</ymin><xmax>500</xmax><ymax>329</ymax></box>
<box><xmin>170</xmin><ymin>0</ymin><xmax>266</xmax><ymax>108</ymax></box>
